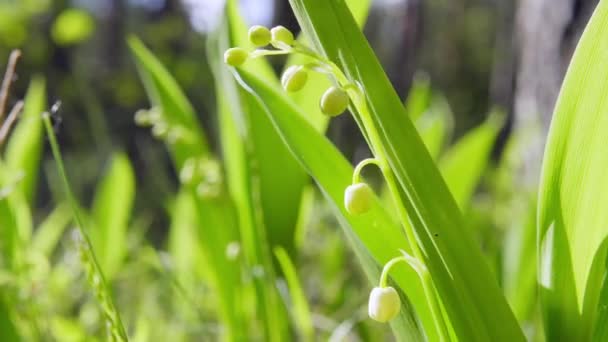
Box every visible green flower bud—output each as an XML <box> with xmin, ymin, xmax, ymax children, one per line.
<box><xmin>368</xmin><ymin>286</ymin><xmax>401</xmax><ymax>323</ymax></box>
<box><xmin>344</xmin><ymin>182</ymin><xmax>373</xmax><ymax>215</ymax></box>
<box><xmin>281</xmin><ymin>65</ymin><xmax>308</xmax><ymax>92</ymax></box>
<box><xmin>248</xmin><ymin>25</ymin><xmax>271</xmax><ymax>47</ymax></box>
<box><xmin>151</xmin><ymin>121</ymin><xmax>168</xmax><ymax>139</ymax></box>
<box><xmin>224</xmin><ymin>47</ymin><xmax>248</xmax><ymax>66</ymax></box>
<box><xmin>320</xmin><ymin>86</ymin><xmax>350</xmax><ymax>116</ymax></box>
<box><xmin>271</xmin><ymin>25</ymin><xmax>294</xmax><ymax>48</ymax></box>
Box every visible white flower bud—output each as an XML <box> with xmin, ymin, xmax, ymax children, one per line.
<box><xmin>368</xmin><ymin>286</ymin><xmax>401</xmax><ymax>323</ymax></box>
<box><xmin>344</xmin><ymin>182</ymin><xmax>373</xmax><ymax>215</ymax></box>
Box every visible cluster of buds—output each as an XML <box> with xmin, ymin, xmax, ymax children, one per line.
<box><xmin>179</xmin><ymin>156</ymin><xmax>223</xmax><ymax>198</ymax></box>
<box><xmin>134</xmin><ymin>107</ymin><xmax>188</xmax><ymax>145</ymax></box>
<box><xmin>224</xmin><ymin>25</ymin><xmax>352</xmax><ymax>117</ymax></box>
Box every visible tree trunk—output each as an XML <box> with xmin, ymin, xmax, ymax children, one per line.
<box><xmin>513</xmin><ymin>0</ymin><xmax>598</xmax><ymax>188</ymax></box>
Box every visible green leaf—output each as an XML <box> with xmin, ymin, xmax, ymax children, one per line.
<box><xmin>234</xmin><ymin>69</ymin><xmax>427</xmax><ymax>341</ymax></box>
<box><xmin>5</xmin><ymin>76</ymin><xmax>46</xmax><ymax>205</ymax></box>
<box><xmin>274</xmin><ymin>247</ymin><xmax>314</xmax><ymax>341</ymax></box>
<box><xmin>537</xmin><ymin>2</ymin><xmax>608</xmax><ymax>340</ymax></box>
<box><xmin>439</xmin><ymin>112</ymin><xmax>503</xmax><ymax>209</ymax></box>
<box><xmin>91</xmin><ymin>153</ymin><xmax>135</xmax><ymax>279</ymax></box>
<box><xmin>286</xmin><ymin>0</ymin><xmax>524</xmax><ymax>340</ymax></box>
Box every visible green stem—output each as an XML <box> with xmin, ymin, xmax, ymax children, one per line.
<box><xmin>340</xmin><ymin>77</ymin><xmax>450</xmax><ymax>342</ymax></box>
<box><xmin>379</xmin><ymin>253</ymin><xmax>427</xmax><ymax>288</ymax></box>
<box><xmin>352</xmin><ymin>158</ymin><xmax>380</xmax><ymax>184</ymax></box>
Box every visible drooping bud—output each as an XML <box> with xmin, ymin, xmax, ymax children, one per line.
<box><xmin>320</xmin><ymin>86</ymin><xmax>349</xmax><ymax>116</ymax></box>
<box><xmin>151</xmin><ymin>121</ymin><xmax>169</xmax><ymax>139</ymax></box>
<box><xmin>248</xmin><ymin>25</ymin><xmax>271</xmax><ymax>47</ymax></box>
<box><xmin>344</xmin><ymin>182</ymin><xmax>373</xmax><ymax>215</ymax></box>
<box><xmin>368</xmin><ymin>286</ymin><xmax>401</xmax><ymax>323</ymax></box>
<box><xmin>271</xmin><ymin>25</ymin><xmax>294</xmax><ymax>48</ymax></box>
<box><xmin>224</xmin><ymin>47</ymin><xmax>248</xmax><ymax>66</ymax></box>
<box><xmin>281</xmin><ymin>65</ymin><xmax>308</xmax><ymax>92</ymax></box>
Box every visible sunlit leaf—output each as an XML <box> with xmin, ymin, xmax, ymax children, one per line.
<box><xmin>537</xmin><ymin>2</ymin><xmax>608</xmax><ymax>340</ymax></box>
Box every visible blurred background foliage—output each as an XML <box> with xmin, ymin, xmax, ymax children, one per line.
<box><xmin>0</xmin><ymin>0</ymin><xmax>513</xmax><ymax>228</ymax></box>
<box><xmin>0</xmin><ymin>0</ymin><xmax>598</xmax><ymax>340</ymax></box>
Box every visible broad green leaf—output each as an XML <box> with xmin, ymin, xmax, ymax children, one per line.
<box><xmin>287</xmin><ymin>0</ymin><xmax>524</xmax><ymax>340</ymax></box>
<box><xmin>274</xmin><ymin>247</ymin><xmax>313</xmax><ymax>341</ymax></box>
<box><xmin>439</xmin><ymin>112</ymin><xmax>503</xmax><ymax>209</ymax></box>
<box><xmin>537</xmin><ymin>2</ymin><xmax>608</xmax><ymax>340</ymax></box>
<box><xmin>235</xmin><ymin>69</ymin><xmax>427</xmax><ymax>341</ymax></box>
<box><xmin>91</xmin><ymin>153</ymin><xmax>135</xmax><ymax>279</ymax></box>
<box><xmin>5</xmin><ymin>76</ymin><xmax>46</xmax><ymax>205</ymax></box>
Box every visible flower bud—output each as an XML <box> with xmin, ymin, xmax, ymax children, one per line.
<box><xmin>344</xmin><ymin>182</ymin><xmax>373</xmax><ymax>215</ymax></box>
<box><xmin>151</xmin><ymin>121</ymin><xmax>169</xmax><ymax>139</ymax></box>
<box><xmin>248</xmin><ymin>25</ymin><xmax>271</xmax><ymax>47</ymax></box>
<box><xmin>368</xmin><ymin>286</ymin><xmax>401</xmax><ymax>323</ymax></box>
<box><xmin>271</xmin><ymin>25</ymin><xmax>294</xmax><ymax>48</ymax></box>
<box><xmin>281</xmin><ymin>65</ymin><xmax>308</xmax><ymax>92</ymax></box>
<box><xmin>224</xmin><ymin>47</ymin><xmax>248</xmax><ymax>66</ymax></box>
<box><xmin>320</xmin><ymin>86</ymin><xmax>349</xmax><ymax>116</ymax></box>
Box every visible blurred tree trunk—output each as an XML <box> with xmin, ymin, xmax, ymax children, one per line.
<box><xmin>512</xmin><ymin>0</ymin><xmax>598</xmax><ymax>188</ymax></box>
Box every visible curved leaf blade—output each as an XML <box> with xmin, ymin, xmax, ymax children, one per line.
<box><xmin>537</xmin><ymin>2</ymin><xmax>608</xmax><ymax>340</ymax></box>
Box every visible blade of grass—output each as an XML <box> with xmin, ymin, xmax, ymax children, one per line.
<box><xmin>287</xmin><ymin>0</ymin><xmax>524</xmax><ymax>340</ymax></box>
<box><xmin>5</xmin><ymin>76</ymin><xmax>46</xmax><ymax>205</ymax></box>
<box><xmin>537</xmin><ymin>2</ymin><xmax>608</xmax><ymax>340</ymax></box>
<box><xmin>274</xmin><ymin>247</ymin><xmax>314</xmax><ymax>341</ymax></box>
<box><xmin>42</xmin><ymin>114</ymin><xmax>128</xmax><ymax>341</ymax></box>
